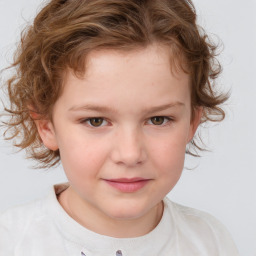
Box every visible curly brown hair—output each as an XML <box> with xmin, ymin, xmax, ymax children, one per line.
<box><xmin>1</xmin><ymin>0</ymin><xmax>228</xmax><ymax>168</ymax></box>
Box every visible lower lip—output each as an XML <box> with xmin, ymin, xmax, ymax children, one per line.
<box><xmin>104</xmin><ymin>180</ymin><xmax>149</xmax><ymax>193</ymax></box>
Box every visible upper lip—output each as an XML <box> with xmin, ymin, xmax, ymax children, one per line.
<box><xmin>104</xmin><ymin>177</ymin><xmax>150</xmax><ymax>183</ymax></box>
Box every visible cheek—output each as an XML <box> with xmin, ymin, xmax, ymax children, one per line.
<box><xmin>58</xmin><ymin>135</ymin><xmax>109</xmax><ymax>180</ymax></box>
<box><xmin>155</xmin><ymin>143</ymin><xmax>185</xmax><ymax>172</ymax></box>
<box><xmin>149</xmin><ymin>129</ymin><xmax>188</xmax><ymax>175</ymax></box>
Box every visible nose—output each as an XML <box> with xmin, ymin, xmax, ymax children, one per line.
<box><xmin>110</xmin><ymin>126</ymin><xmax>147</xmax><ymax>167</ymax></box>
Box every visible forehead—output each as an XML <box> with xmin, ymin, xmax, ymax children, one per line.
<box><xmin>84</xmin><ymin>44</ymin><xmax>187</xmax><ymax>79</ymax></box>
<box><xmin>58</xmin><ymin>44</ymin><xmax>191</xmax><ymax>113</ymax></box>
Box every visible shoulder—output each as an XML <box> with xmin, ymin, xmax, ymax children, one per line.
<box><xmin>0</xmin><ymin>183</ymin><xmax>68</xmax><ymax>235</ymax></box>
<box><xmin>166</xmin><ymin>198</ymin><xmax>225</xmax><ymax>229</ymax></box>
<box><xmin>0</xmin><ymin>198</ymin><xmax>45</xmax><ymax>254</ymax></box>
<box><xmin>163</xmin><ymin>198</ymin><xmax>240</xmax><ymax>255</ymax></box>
<box><xmin>0</xmin><ymin>198</ymin><xmax>43</xmax><ymax>219</ymax></box>
<box><xmin>0</xmin><ymin>198</ymin><xmax>44</xmax><ymax>236</ymax></box>
<box><xmin>0</xmin><ymin>184</ymin><xmax>70</xmax><ymax>254</ymax></box>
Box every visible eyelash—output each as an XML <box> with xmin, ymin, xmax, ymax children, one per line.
<box><xmin>80</xmin><ymin>117</ymin><xmax>108</xmax><ymax>127</ymax></box>
<box><xmin>80</xmin><ymin>116</ymin><xmax>174</xmax><ymax>128</ymax></box>
<box><xmin>147</xmin><ymin>116</ymin><xmax>173</xmax><ymax>126</ymax></box>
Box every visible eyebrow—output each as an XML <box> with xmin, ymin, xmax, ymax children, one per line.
<box><xmin>68</xmin><ymin>102</ymin><xmax>185</xmax><ymax>114</ymax></box>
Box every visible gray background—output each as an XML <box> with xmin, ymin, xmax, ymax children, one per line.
<box><xmin>0</xmin><ymin>0</ymin><xmax>255</xmax><ymax>255</ymax></box>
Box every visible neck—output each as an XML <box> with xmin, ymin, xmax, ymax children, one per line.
<box><xmin>58</xmin><ymin>186</ymin><xmax>164</xmax><ymax>238</ymax></box>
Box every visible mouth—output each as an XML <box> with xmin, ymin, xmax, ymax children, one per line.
<box><xmin>103</xmin><ymin>177</ymin><xmax>151</xmax><ymax>193</ymax></box>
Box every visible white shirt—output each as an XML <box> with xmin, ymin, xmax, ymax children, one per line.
<box><xmin>0</xmin><ymin>183</ymin><xmax>239</xmax><ymax>256</ymax></box>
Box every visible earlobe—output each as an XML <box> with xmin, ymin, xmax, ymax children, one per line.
<box><xmin>35</xmin><ymin>119</ymin><xmax>59</xmax><ymax>151</ymax></box>
<box><xmin>187</xmin><ymin>107</ymin><xmax>203</xmax><ymax>143</ymax></box>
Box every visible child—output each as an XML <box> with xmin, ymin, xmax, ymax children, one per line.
<box><xmin>0</xmin><ymin>0</ymin><xmax>239</xmax><ymax>255</ymax></box>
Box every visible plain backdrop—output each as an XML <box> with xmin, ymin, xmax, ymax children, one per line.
<box><xmin>0</xmin><ymin>0</ymin><xmax>255</xmax><ymax>255</ymax></box>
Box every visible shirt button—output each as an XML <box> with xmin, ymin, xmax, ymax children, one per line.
<box><xmin>116</xmin><ymin>250</ymin><xmax>123</xmax><ymax>256</ymax></box>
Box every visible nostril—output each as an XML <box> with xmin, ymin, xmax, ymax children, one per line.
<box><xmin>81</xmin><ymin>252</ymin><xmax>86</xmax><ymax>256</ymax></box>
<box><xmin>116</xmin><ymin>250</ymin><xmax>123</xmax><ymax>256</ymax></box>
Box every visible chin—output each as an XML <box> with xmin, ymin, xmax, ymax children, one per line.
<box><xmin>103</xmin><ymin>201</ymin><xmax>156</xmax><ymax>221</ymax></box>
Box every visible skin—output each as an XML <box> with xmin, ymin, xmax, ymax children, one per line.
<box><xmin>36</xmin><ymin>43</ymin><xmax>201</xmax><ymax>238</ymax></box>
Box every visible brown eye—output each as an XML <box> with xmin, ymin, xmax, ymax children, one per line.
<box><xmin>89</xmin><ymin>118</ymin><xmax>104</xmax><ymax>127</ymax></box>
<box><xmin>150</xmin><ymin>116</ymin><xmax>165</xmax><ymax>125</ymax></box>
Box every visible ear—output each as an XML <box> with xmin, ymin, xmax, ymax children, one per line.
<box><xmin>187</xmin><ymin>107</ymin><xmax>203</xmax><ymax>143</ymax></box>
<box><xmin>35</xmin><ymin>119</ymin><xmax>59</xmax><ymax>151</ymax></box>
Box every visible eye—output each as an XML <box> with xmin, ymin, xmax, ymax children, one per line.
<box><xmin>148</xmin><ymin>116</ymin><xmax>172</xmax><ymax>126</ymax></box>
<box><xmin>82</xmin><ymin>118</ymin><xmax>107</xmax><ymax>127</ymax></box>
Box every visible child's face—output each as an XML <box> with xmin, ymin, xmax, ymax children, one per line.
<box><xmin>38</xmin><ymin>44</ymin><xmax>200</xmax><ymax>225</ymax></box>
